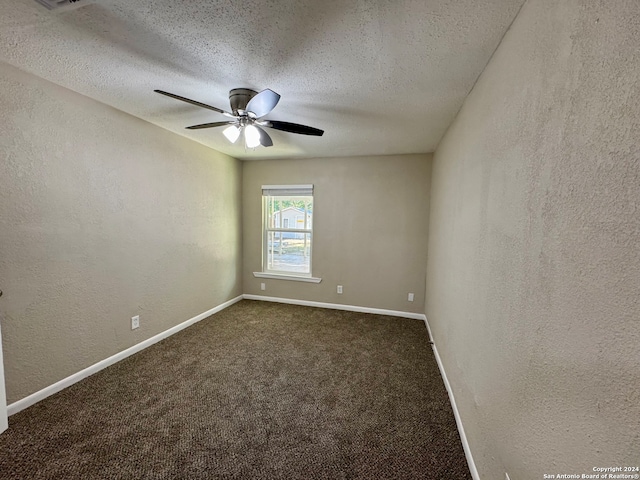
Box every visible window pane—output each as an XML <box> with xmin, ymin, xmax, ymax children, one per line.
<box><xmin>266</xmin><ymin>196</ymin><xmax>312</xmax><ymax>230</ymax></box>
<box><xmin>305</xmin><ymin>199</ymin><xmax>312</xmax><ymax>229</ymax></box>
<box><xmin>266</xmin><ymin>197</ymin><xmax>284</xmax><ymax>228</ymax></box>
<box><xmin>263</xmin><ymin>193</ymin><xmax>313</xmax><ymax>275</ymax></box>
<box><xmin>266</xmin><ymin>231</ymin><xmax>311</xmax><ymax>274</ymax></box>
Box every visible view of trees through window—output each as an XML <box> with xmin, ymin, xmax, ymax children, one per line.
<box><xmin>264</xmin><ymin>195</ymin><xmax>313</xmax><ymax>275</ymax></box>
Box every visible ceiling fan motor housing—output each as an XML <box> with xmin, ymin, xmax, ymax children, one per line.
<box><xmin>229</xmin><ymin>88</ymin><xmax>258</xmax><ymax>115</ymax></box>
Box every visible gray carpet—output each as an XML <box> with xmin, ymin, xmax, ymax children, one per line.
<box><xmin>0</xmin><ymin>300</ymin><xmax>472</xmax><ymax>479</ymax></box>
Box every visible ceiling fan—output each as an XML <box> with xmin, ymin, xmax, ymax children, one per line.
<box><xmin>154</xmin><ymin>88</ymin><xmax>324</xmax><ymax>148</ymax></box>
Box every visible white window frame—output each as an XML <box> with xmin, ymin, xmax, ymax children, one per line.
<box><xmin>253</xmin><ymin>185</ymin><xmax>321</xmax><ymax>283</ymax></box>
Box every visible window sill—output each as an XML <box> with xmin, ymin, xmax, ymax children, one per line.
<box><xmin>253</xmin><ymin>272</ymin><xmax>322</xmax><ymax>283</ymax></box>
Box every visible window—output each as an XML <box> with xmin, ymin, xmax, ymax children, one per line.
<box><xmin>258</xmin><ymin>185</ymin><xmax>319</xmax><ymax>281</ymax></box>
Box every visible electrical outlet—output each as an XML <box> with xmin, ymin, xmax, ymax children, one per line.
<box><xmin>337</xmin><ymin>285</ymin><xmax>343</xmax><ymax>294</ymax></box>
<box><xmin>408</xmin><ymin>293</ymin><xmax>415</xmax><ymax>302</ymax></box>
<box><xmin>260</xmin><ymin>282</ymin><xmax>266</xmax><ymax>291</ymax></box>
<box><xmin>131</xmin><ymin>315</ymin><xmax>139</xmax><ymax>330</ymax></box>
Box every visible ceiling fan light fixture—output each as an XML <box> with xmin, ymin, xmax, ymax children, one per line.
<box><xmin>222</xmin><ymin>125</ymin><xmax>241</xmax><ymax>143</ymax></box>
<box><xmin>245</xmin><ymin>125</ymin><xmax>261</xmax><ymax>148</ymax></box>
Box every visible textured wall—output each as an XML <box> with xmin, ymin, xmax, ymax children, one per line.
<box><xmin>0</xmin><ymin>63</ymin><xmax>242</xmax><ymax>404</ymax></box>
<box><xmin>243</xmin><ymin>155</ymin><xmax>431</xmax><ymax>313</ymax></box>
<box><xmin>426</xmin><ymin>0</ymin><xmax>640</xmax><ymax>477</ymax></box>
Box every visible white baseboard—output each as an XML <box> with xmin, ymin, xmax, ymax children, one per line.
<box><xmin>7</xmin><ymin>295</ymin><xmax>243</xmax><ymax>416</ymax></box>
<box><xmin>242</xmin><ymin>294</ymin><xmax>426</xmax><ymax>320</ymax></box>
<box><xmin>422</xmin><ymin>316</ymin><xmax>480</xmax><ymax>480</ymax></box>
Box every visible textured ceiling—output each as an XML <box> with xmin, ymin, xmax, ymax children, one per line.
<box><xmin>0</xmin><ymin>0</ymin><xmax>525</xmax><ymax>160</ymax></box>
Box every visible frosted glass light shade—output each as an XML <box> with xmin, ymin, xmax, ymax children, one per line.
<box><xmin>245</xmin><ymin>125</ymin><xmax>261</xmax><ymax>148</ymax></box>
<box><xmin>223</xmin><ymin>125</ymin><xmax>240</xmax><ymax>143</ymax></box>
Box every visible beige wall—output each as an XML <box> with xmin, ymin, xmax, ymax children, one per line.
<box><xmin>0</xmin><ymin>63</ymin><xmax>242</xmax><ymax>403</ymax></box>
<box><xmin>243</xmin><ymin>155</ymin><xmax>431</xmax><ymax>313</ymax></box>
<box><xmin>426</xmin><ymin>1</ymin><xmax>640</xmax><ymax>478</ymax></box>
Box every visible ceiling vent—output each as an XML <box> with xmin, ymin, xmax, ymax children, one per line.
<box><xmin>34</xmin><ymin>0</ymin><xmax>95</xmax><ymax>11</ymax></box>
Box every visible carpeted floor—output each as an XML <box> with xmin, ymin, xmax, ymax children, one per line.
<box><xmin>0</xmin><ymin>300</ymin><xmax>472</xmax><ymax>479</ymax></box>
